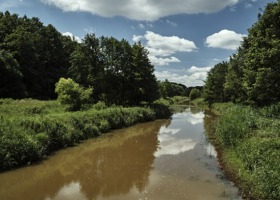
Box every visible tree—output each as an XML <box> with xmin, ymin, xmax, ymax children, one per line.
<box><xmin>99</xmin><ymin>37</ymin><xmax>134</xmax><ymax>105</ymax></box>
<box><xmin>0</xmin><ymin>50</ymin><xmax>27</xmax><ymax>98</ymax></box>
<box><xmin>203</xmin><ymin>62</ymin><xmax>229</xmax><ymax>104</ymax></box>
<box><xmin>68</xmin><ymin>34</ymin><xmax>104</xmax><ymax>101</ymax></box>
<box><xmin>129</xmin><ymin>42</ymin><xmax>159</xmax><ymax>105</ymax></box>
<box><xmin>158</xmin><ymin>80</ymin><xmax>187</xmax><ymax>98</ymax></box>
<box><xmin>0</xmin><ymin>12</ymin><xmax>75</xmax><ymax>99</ymax></box>
<box><xmin>189</xmin><ymin>88</ymin><xmax>201</xmax><ymax>100</ymax></box>
<box><xmin>224</xmin><ymin>50</ymin><xmax>247</xmax><ymax>103</ymax></box>
<box><xmin>55</xmin><ymin>78</ymin><xmax>93</xmax><ymax>111</ymax></box>
<box><xmin>241</xmin><ymin>2</ymin><xmax>280</xmax><ymax>105</ymax></box>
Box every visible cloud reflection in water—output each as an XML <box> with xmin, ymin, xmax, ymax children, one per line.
<box><xmin>155</xmin><ymin>109</ymin><xmax>205</xmax><ymax>157</ymax></box>
<box><xmin>155</xmin><ymin>126</ymin><xmax>196</xmax><ymax>157</ymax></box>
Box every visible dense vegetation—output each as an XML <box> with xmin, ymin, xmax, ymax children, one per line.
<box><xmin>201</xmin><ymin>2</ymin><xmax>280</xmax><ymax>199</ymax></box>
<box><xmin>203</xmin><ymin>1</ymin><xmax>280</xmax><ymax>106</ymax></box>
<box><xmin>211</xmin><ymin>103</ymin><xmax>280</xmax><ymax>199</ymax></box>
<box><xmin>0</xmin><ymin>11</ymin><xmax>192</xmax><ymax>171</ymax></box>
<box><xmin>0</xmin><ymin>98</ymin><xmax>176</xmax><ymax>171</ymax></box>
<box><xmin>0</xmin><ymin>11</ymin><xmax>190</xmax><ymax>106</ymax></box>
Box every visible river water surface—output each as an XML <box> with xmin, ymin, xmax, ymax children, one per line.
<box><xmin>0</xmin><ymin>106</ymin><xmax>241</xmax><ymax>200</ymax></box>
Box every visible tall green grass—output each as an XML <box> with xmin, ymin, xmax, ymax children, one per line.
<box><xmin>0</xmin><ymin>99</ymin><xmax>170</xmax><ymax>171</ymax></box>
<box><xmin>214</xmin><ymin>103</ymin><xmax>280</xmax><ymax>199</ymax></box>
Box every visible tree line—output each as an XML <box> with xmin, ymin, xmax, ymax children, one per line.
<box><xmin>203</xmin><ymin>1</ymin><xmax>280</xmax><ymax>106</ymax></box>
<box><xmin>0</xmin><ymin>11</ymin><xmax>188</xmax><ymax>106</ymax></box>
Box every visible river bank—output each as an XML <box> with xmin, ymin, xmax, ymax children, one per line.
<box><xmin>0</xmin><ymin>97</ymin><xmax>182</xmax><ymax>171</ymax></box>
<box><xmin>0</xmin><ymin>103</ymin><xmax>241</xmax><ymax>200</ymax></box>
<box><xmin>193</xmin><ymin>99</ymin><xmax>280</xmax><ymax>199</ymax></box>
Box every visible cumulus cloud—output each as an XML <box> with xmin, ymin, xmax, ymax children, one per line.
<box><xmin>149</xmin><ymin>56</ymin><xmax>181</xmax><ymax>66</ymax></box>
<box><xmin>145</xmin><ymin>31</ymin><xmax>197</xmax><ymax>55</ymax></box>
<box><xmin>134</xmin><ymin>31</ymin><xmax>197</xmax><ymax>66</ymax></box>
<box><xmin>155</xmin><ymin>65</ymin><xmax>212</xmax><ymax>86</ymax></box>
<box><xmin>187</xmin><ymin>66</ymin><xmax>212</xmax><ymax>73</ymax></box>
<box><xmin>41</xmin><ymin>0</ymin><xmax>239</xmax><ymax>21</ymax></box>
<box><xmin>62</xmin><ymin>32</ymin><xmax>82</xmax><ymax>43</ymax></box>
<box><xmin>205</xmin><ymin>29</ymin><xmax>246</xmax><ymax>50</ymax></box>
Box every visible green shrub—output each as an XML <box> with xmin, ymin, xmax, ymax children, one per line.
<box><xmin>215</xmin><ymin>106</ymin><xmax>257</xmax><ymax>147</ymax></box>
<box><xmin>55</xmin><ymin>78</ymin><xmax>93</xmax><ymax>111</ymax></box>
<box><xmin>237</xmin><ymin>138</ymin><xmax>280</xmax><ymax>199</ymax></box>
<box><xmin>150</xmin><ymin>102</ymin><xmax>171</xmax><ymax>119</ymax></box>
<box><xmin>189</xmin><ymin>88</ymin><xmax>201</xmax><ymax>100</ymax></box>
<box><xmin>259</xmin><ymin>102</ymin><xmax>280</xmax><ymax>118</ymax></box>
<box><xmin>0</xmin><ymin>124</ymin><xmax>43</xmax><ymax>171</ymax></box>
<box><xmin>92</xmin><ymin>101</ymin><xmax>107</xmax><ymax>110</ymax></box>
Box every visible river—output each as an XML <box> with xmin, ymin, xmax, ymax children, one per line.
<box><xmin>0</xmin><ymin>106</ymin><xmax>241</xmax><ymax>200</ymax></box>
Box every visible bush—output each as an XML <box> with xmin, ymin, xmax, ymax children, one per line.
<box><xmin>237</xmin><ymin>138</ymin><xmax>280</xmax><ymax>199</ymax></box>
<box><xmin>55</xmin><ymin>78</ymin><xmax>93</xmax><ymax>111</ymax></box>
<box><xmin>189</xmin><ymin>88</ymin><xmax>201</xmax><ymax>100</ymax></box>
<box><xmin>215</xmin><ymin>105</ymin><xmax>257</xmax><ymax>147</ymax></box>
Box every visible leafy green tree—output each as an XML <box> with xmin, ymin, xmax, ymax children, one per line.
<box><xmin>224</xmin><ymin>51</ymin><xmax>247</xmax><ymax>103</ymax></box>
<box><xmin>241</xmin><ymin>2</ymin><xmax>280</xmax><ymax>105</ymax></box>
<box><xmin>0</xmin><ymin>50</ymin><xmax>27</xmax><ymax>98</ymax></box>
<box><xmin>99</xmin><ymin>37</ymin><xmax>134</xmax><ymax>105</ymax></box>
<box><xmin>55</xmin><ymin>78</ymin><xmax>93</xmax><ymax>111</ymax></box>
<box><xmin>69</xmin><ymin>34</ymin><xmax>104</xmax><ymax>101</ymax></box>
<box><xmin>0</xmin><ymin>12</ymin><xmax>75</xmax><ymax>99</ymax></box>
<box><xmin>189</xmin><ymin>88</ymin><xmax>201</xmax><ymax>100</ymax></box>
<box><xmin>158</xmin><ymin>80</ymin><xmax>187</xmax><ymax>98</ymax></box>
<box><xmin>130</xmin><ymin>42</ymin><xmax>159</xmax><ymax>105</ymax></box>
<box><xmin>203</xmin><ymin>62</ymin><xmax>229</xmax><ymax>104</ymax></box>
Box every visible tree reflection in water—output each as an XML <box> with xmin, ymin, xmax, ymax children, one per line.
<box><xmin>0</xmin><ymin>120</ymin><xmax>168</xmax><ymax>200</ymax></box>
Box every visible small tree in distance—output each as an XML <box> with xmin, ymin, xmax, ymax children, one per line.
<box><xmin>55</xmin><ymin>78</ymin><xmax>93</xmax><ymax>111</ymax></box>
<box><xmin>189</xmin><ymin>88</ymin><xmax>201</xmax><ymax>100</ymax></box>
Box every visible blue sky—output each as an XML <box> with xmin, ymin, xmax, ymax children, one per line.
<box><xmin>0</xmin><ymin>0</ymin><xmax>274</xmax><ymax>86</ymax></box>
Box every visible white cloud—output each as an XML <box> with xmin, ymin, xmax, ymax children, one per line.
<box><xmin>205</xmin><ymin>29</ymin><xmax>246</xmax><ymax>50</ymax></box>
<box><xmin>62</xmin><ymin>32</ymin><xmax>82</xmax><ymax>43</ymax></box>
<box><xmin>149</xmin><ymin>56</ymin><xmax>181</xmax><ymax>66</ymax></box>
<box><xmin>41</xmin><ymin>0</ymin><xmax>239</xmax><ymax>21</ymax></box>
<box><xmin>145</xmin><ymin>31</ymin><xmax>197</xmax><ymax>56</ymax></box>
<box><xmin>132</xmin><ymin>35</ymin><xmax>143</xmax><ymax>43</ymax></box>
<box><xmin>135</xmin><ymin>31</ymin><xmax>197</xmax><ymax>66</ymax></box>
<box><xmin>155</xmin><ymin>65</ymin><xmax>212</xmax><ymax>86</ymax></box>
<box><xmin>187</xmin><ymin>66</ymin><xmax>212</xmax><ymax>73</ymax></box>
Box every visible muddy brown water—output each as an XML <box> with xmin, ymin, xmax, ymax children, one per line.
<box><xmin>0</xmin><ymin>106</ymin><xmax>242</xmax><ymax>200</ymax></box>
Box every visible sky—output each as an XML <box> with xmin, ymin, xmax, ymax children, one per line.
<box><xmin>0</xmin><ymin>0</ymin><xmax>275</xmax><ymax>87</ymax></box>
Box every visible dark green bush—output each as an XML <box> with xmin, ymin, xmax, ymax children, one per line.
<box><xmin>0</xmin><ymin>123</ymin><xmax>43</xmax><ymax>171</ymax></box>
<box><xmin>149</xmin><ymin>102</ymin><xmax>171</xmax><ymax>119</ymax></box>
<box><xmin>189</xmin><ymin>88</ymin><xmax>201</xmax><ymax>100</ymax></box>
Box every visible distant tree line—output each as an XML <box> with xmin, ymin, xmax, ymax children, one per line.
<box><xmin>0</xmin><ymin>11</ymin><xmax>190</xmax><ymax>106</ymax></box>
<box><xmin>203</xmin><ymin>1</ymin><xmax>280</xmax><ymax>106</ymax></box>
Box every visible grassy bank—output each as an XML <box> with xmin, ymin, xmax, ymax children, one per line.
<box><xmin>0</xmin><ymin>99</ymin><xmax>172</xmax><ymax>171</ymax></box>
<box><xmin>205</xmin><ymin>102</ymin><xmax>280</xmax><ymax>199</ymax></box>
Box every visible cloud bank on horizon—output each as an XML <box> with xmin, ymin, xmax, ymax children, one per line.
<box><xmin>41</xmin><ymin>0</ymin><xmax>239</xmax><ymax>21</ymax></box>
